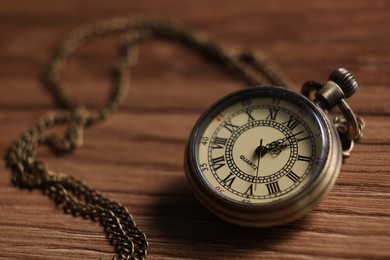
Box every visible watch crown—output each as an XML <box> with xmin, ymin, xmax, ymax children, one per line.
<box><xmin>329</xmin><ymin>68</ymin><xmax>358</xmax><ymax>98</ymax></box>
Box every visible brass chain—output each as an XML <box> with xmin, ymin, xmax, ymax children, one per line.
<box><xmin>5</xmin><ymin>17</ymin><xmax>294</xmax><ymax>260</ymax></box>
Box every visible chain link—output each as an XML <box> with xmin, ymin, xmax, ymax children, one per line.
<box><xmin>5</xmin><ymin>17</ymin><xmax>293</xmax><ymax>259</ymax></box>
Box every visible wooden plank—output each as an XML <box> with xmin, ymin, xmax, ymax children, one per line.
<box><xmin>0</xmin><ymin>0</ymin><xmax>389</xmax><ymax>259</ymax></box>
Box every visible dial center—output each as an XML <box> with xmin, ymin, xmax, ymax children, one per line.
<box><xmin>225</xmin><ymin>120</ymin><xmax>298</xmax><ymax>183</ymax></box>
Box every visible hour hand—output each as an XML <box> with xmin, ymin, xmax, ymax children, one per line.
<box><xmin>267</xmin><ymin>142</ymin><xmax>293</xmax><ymax>156</ymax></box>
<box><xmin>261</xmin><ymin>133</ymin><xmax>301</xmax><ymax>157</ymax></box>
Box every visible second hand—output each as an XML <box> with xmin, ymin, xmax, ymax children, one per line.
<box><xmin>255</xmin><ymin>139</ymin><xmax>264</xmax><ymax>191</ymax></box>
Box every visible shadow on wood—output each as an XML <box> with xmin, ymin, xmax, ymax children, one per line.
<box><xmin>149</xmin><ymin>175</ymin><xmax>306</xmax><ymax>259</ymax></box>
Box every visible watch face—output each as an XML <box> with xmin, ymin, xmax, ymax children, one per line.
<box><xmin>189</xmin><ymin>87</ymin><xmax>329</xmax><ymax>207</ymax></box>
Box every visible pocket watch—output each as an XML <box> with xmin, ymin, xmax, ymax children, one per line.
<box><xmin>185</xmin><ymin>68</ymin><xmax>364</xmax><ymax>227</ymax></box>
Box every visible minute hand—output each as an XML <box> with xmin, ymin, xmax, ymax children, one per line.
<box><xmin>278</xmin><ymin>130</ymin><xmax>304</xmax><ymax>143</ymax></box>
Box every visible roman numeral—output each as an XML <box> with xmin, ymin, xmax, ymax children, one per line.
<box><xmin>244</xmin><ymin>184</ymin><xmax>254</xmax><ymax>196</ymax></box>
<box><xmin>223</xmin><ymin>172</ymin><xmax>236</xmax><ymax>188</ymax></box>
<box><xmin>223</xmin><ymin>121</ymin><xmax>239</xmax><ymax>133</ymax></box>
<box><xmin>212</xmin><ymin>137</ymin><xmax>228</xmax><ymax>149</ymax></box>
<box><xmin>266</xmin><ymin>108</ymin><xmax>279</xmax><ymax>120</ymax></box>
<box><xmin>286</xmin><ymin>171</ymin><xmax>300</xmax><ymax>182</ymax></box>
<box><xmin>266</xmin><ymin>182</ymin><xmax>281</xmax><ymax>194</ymax></box>
<box><xmin>297</xmin><ymin>135</ymin><xmax>310</xmax><ymax>142</ymax></box>
<box><xmin>298</xmin><ymin>155</ymin><xmax>311</xmax><ymax>162</ymax></box>
<box><xmin>211</xmin><ymin>156</ymin><xmax>226</xmax><ymax>171</ymax></box>
<box><xmin>283</xmin><ymin>115</ymin><xmax>300</xmax><ymax>131</ymax></box>
<box><xmin>244</xmin><ymin>109</ymin><xmax>255</xmax><ymax>122</ymax></box>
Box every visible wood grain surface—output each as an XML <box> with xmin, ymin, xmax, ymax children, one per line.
<box><xmin>1</xmin><ymin>0</ymin><xmax>389</xmax><ymax>259</ymax></box>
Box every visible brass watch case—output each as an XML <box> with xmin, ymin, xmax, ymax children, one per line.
<box><xmin>184</xmin><ymin>87</ymin><xmax>342</xmax><ymax>227</ymax></box>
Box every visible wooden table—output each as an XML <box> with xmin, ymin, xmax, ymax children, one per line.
<box><xmin>1</xmin><ymin>1</ymin><xmax>389</xmax><ymax>259</ymax></box>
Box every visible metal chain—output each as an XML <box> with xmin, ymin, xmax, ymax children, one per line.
<box><xmin>5</xmin><ymin>17</ymin><xmax>294</xmax><ymax>259</ymax></box>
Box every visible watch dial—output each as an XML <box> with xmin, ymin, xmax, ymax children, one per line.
<box><xmin>194</xmin><ymin>87</ymin><xmax>327</xmax><ymax>205</ymax></box>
